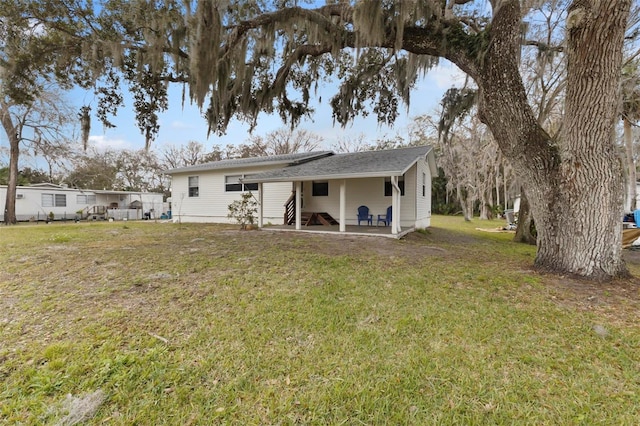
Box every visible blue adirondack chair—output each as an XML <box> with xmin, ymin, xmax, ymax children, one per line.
<box><xmin>357</xmin><ymin>205</ymin><xmax>373</xmax><ymax>226</ymax></box>
<box><xmin>377</xmin><ymin>206</ymin><xmax>392</xmax><ymax>227</ymax></box>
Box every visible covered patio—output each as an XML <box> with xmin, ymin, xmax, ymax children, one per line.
<box><xmin>263</xmin><ymin>176</ymin><xmax>404</xmax><ymax>235</ymax></box>
<box><xmin>242</xmin><ymin>146</ymin><xmax>437</xmax><ymax>237</ymax></box>
<box><xmin>261</xmin><ymin>223</ymin><xmax>414</xmax><ymax>239</ymax></box>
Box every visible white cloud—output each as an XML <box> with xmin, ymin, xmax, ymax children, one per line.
<box><xmin>88</xmin><ymin>135</ymin><xmax>132</xmax><ymax>151</ymax></box>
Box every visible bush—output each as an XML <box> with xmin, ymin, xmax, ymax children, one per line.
<box><xmin>227</xmin><ymin>193</ymin><xmax>258</xmax><ymax>230</ymax></box>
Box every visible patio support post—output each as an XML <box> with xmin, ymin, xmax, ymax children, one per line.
<box><xmin>339</xmin><ymin>179</ymin><xmax>346</xmax><ymax>232</ymax></box>
<box><xmin>391</xmin><ymin>176</ymin><xmax>400</xmax><ymax>235</ymax></box>
<box><xmin>396</xmin><ymin>183</ymin><xmax>402</xmax><ymax>234</ymax></box>
<box><xmin>295</xmin><ymin>181</ymin><xmax>302</xmax><ymax>230</ymax></box>
<box><xmin>257</xmin><ymin>183</ymin><xmax>263</xmax><ymax>228</ymax></box>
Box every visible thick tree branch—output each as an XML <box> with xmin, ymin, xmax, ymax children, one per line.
<box><xmin>478</xmin><ymin>0</ymin><xmax>557</xmax><ymax>173</ymax></box>
<box><xmin>223</xmin><ymin>5</ymin><xmax>351</xmax><ymax>58</ymax></box>
<box><xmin>223</xmin><ymin>3</ymin><xmax>482</xmax><ymax>77</ymax></box>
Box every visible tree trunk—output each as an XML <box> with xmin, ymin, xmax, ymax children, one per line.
<box><xmin>624</xmin><ymin>117</ymin><xmax>637</xmax><ymax>211</ymax></box>
<box><xmin>503</xmin><ymin>166</ymin><xmax>508</xmax><ymax>209</ymax></box>
<box><xmin>457</xmin><ymin>183</ymin><xmax>472</xmax><ymax>221</ymax></box>
<box><xmin>476</xmin><ymin>1</ymin><xmax>630</xmax><ymax>280</ymax></box>
<box><xmin>480</xmin><ymin>185</ymin><xmax>494</xmax><ymax>220</ymax></box>
<box><xmin>495</xmin><ymin>160</ymin><xmax>501</xmax><ymax>209</ymax></box>
<box><xmin>479</xmin><ymin>190</ymin><xmax>489</xmax><ymax>220</ymax></box>
<box><xmin>4</xmin><ymin>136</ymin><xmax>19</xmax><ymax>225</ymax></box>
<box><xmin>514</xmin><ymin>189</ymin><xmax>536</xmax><ymax>245</ymax></box>
<box><xmin>466</xmin><ymin>194</ymin><xmax>475</xmax><ymax>221</ymax></box>
<box><xmin>0</xmin><ymin>107</ymin><xmax>19</xmax><ymax>225</ymax></box>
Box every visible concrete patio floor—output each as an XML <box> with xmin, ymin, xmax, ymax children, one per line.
<box><xmin>260</xmin><ymin>224</ymin><xmax>414</xmax><ymax>239</ymax></box>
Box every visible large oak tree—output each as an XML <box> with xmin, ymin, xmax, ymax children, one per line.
<box><xmin>202</xmin><ymin>0</ymin><xmax>632</xmax><ymax>280</ymax></box>
<box><xmin>18</xmin><ymin>0</ymin><xmax>633</xmax><ymax>280</ymax></box>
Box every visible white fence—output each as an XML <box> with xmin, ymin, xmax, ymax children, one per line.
<box><xmin>107</xmin><ymin>209</ymin><xmax>143</xmax><ymax>220</ymax></box>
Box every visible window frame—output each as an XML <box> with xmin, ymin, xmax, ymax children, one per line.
<box><xmin>42</xmin><ymin>193</ymin><xmax>67</xmax><ymax>207</ymax></box>
<box><xmin>188</xmin><ymin>176</ymin><xmax>199</xmax><ymax>197</ymax></box>
<box><xmin>55</xmin><ymin>194</ymin><xmax>66</xmax><ymax>207</ymax></box>
<box><xmin>311</xmin><ymin>181</ymin><xmax>329</xmax><ymax>197</ymax></box>
<box><xmin>76</xmin><ymin>194</ymin><xmax>97</xmax><ymax>205</ymax></box>
<box><xmin>244</xmin><ymin>182</ymin><xmax>259</xmax><ymax>191</ymax></box>
<box><xmin>225</xmin><ymin>174</ymin><xmax>258</xmax><ymax>192</ymax></box>
<box><xmin>42</xmin><ymin>194</ymin><xmax>53</xmax><ymax>207</ymax></box>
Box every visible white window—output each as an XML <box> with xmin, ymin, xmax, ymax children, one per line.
<box><xmin>42</xmin><ymin>194</ymin><xmax>53</xmax><ymax>207</ymax></box>
<box><xmin>422</xmin><ymin>172</ymin><xmax>427</xmax><ymax>197</ymax></box>
<box><xmin>225</xmin><ymin>175</ymin><xmax>258</xmax><ymax>192</ymax></box>
<box><xmin>42</xmin><ymin>194</ymin><xmax>66</xmax><ymax>207</ymax></box>
<box><xmin>225</xmin><ymin>175</ymin><xmax>242</xmax><ymax>192</ymax></box>
<box><xmin>76</xmin><ymin>194</ymin><xmax>97</xmax><ymax>204</ymax></box>
<box><xmin>188</xmin><ymin>176</ymin><xmax>199</xmax><ymax>197</ymax></box>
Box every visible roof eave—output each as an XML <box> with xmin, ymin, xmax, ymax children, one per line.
<box><xmin>242</xmin><ymin>170</ymin><xmax>406</xmax><ymax>183</ymax></box>
<box><xmin>164</xmin><ymin>159</ymin><xmax>293</xmax><ymax>175</ymax></box>
<box><xmin>400</xmin><ymin>148</ymin><xmax>436</xmax><ymax>176</ymax></box>
<box><xmin>164</xmin><ymin>152</ymin><xmax>333</xmax><ymax>175</ymax></box>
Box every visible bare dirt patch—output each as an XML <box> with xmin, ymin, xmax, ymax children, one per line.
<box><xmin>530</xmin><ymin>252</ymin><xmax>640</xmax><ymax>326</ymax></box>
<box><xmin>254</xmin><ymin>228</ymin><xmax>452</xmax><ymax>259</ymax></box>
<box><xmin>543</xmin><ymin>276</ymin><xmax>640</xmax><ymax>327</ymax></box>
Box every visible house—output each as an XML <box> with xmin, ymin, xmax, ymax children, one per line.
<box><xmin>166</xmin><ymin>145</ymin><xmax>438</xmax><ymax>236</ymax></box>
<box><xmin>165</xmin><ymin>151</ymin><xmax>333</xmax><ymax>223</ymax></box>
<box><xmin>0</xmin><ymin>183</ymin><xmax>165</xmax><ymax>222</ymax></box>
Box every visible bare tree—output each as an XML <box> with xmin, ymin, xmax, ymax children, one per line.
<box><xmin>264</xmin><ymin>128</ymin><xmax>323</xmax><ymax>155</ymax></box>
<box><xmin>331</xmin><ymin>134</ymin><xmax>374</xmax><ymax>153</ymax></box>
<box><xmin>331</xmin><ymin>132</ymin><xmax>421</xmax><ymax>153</ymax></box>
<box><xmin>437</xmin><ymin>116</ymin><xmax>484</xmax><ymax>221</ymax></box>
<box><xmin>0</xmin><ymin>85</ymin><xmax>76</xmax><ymax>223</ymax></box>
<box><xmin>160</xmin><ymin>141</ymin><xmax>215</xmax><ymax>169</ymax></box>
<box><xmin>240</xmin><ymin>128</ymin><xmax>324</xmax><ymax>157</ymax></box>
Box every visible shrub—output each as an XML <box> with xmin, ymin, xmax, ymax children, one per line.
<box><xmin>227</xmin><ymin>193</ymin><xmax>258</xmax><ymax>230</ymax></box>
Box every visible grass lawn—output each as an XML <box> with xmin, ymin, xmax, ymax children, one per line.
<box><xmin>1</xmin><ymin>216</ymin><xmax>639</xmax><ymax>424</ymax></box>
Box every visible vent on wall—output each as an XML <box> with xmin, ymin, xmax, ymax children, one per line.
<box><xmin>16</xmin><ymin>194</ymin><xmax>24</xmax><ymax>199</ymax></box>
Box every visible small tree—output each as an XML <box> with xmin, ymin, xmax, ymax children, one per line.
<box><xmin>227</xmin><ymin>193</ymin><xmax>258</xmax><ymax>230</ymax></box>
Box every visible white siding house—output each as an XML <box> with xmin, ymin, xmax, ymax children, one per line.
<box><xmin>0</xmin><ymin>183</ymin><xmax>165</xmax><ymax>222</ymax></box>
<box><xmin>166</xmin><ymin>146</ymin><xmax>438</xmax><ymax>236</ymax></box>
<box><xmin>244</xmin><ymin>146</ymin><xmax>438</xmax><ymax>235</ymax></box>
<box><xmin>165</xmin><ymin>152</ymin><xmax>332</xmax><ymax>224</ymax></box>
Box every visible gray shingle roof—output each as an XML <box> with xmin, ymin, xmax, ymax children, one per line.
<box><xmin>164</xmin><ymin>151</ymin><xmax>333</xmax><ymax>174</ymax></box>
<box><xmin>243</xmin><ymin>145</ymin><xmax>433</xmax><ymax>182</ymax></box>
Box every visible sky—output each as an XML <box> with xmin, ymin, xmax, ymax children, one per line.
<box><xmin>0</xmin><ymin>61</ymin><xmax>466</xmax><ymax>167</ymax></box>
<box><xmin>84</xmin><ymin>61</ymin><xmax>466</xmax><ymax>153</ymax></box>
